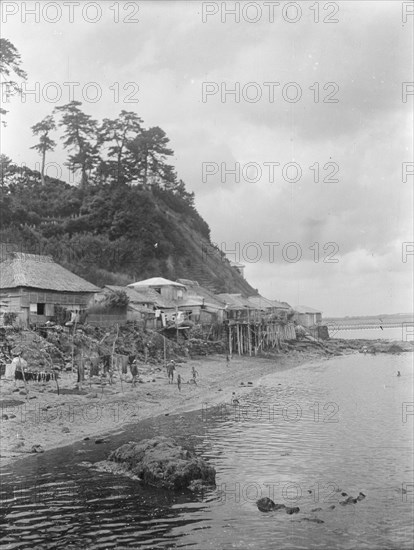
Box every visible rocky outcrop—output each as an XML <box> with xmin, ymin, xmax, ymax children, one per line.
<box><xmin>256</xmin><ymin>498</ymin><xmax>299</xmax><ymax>514</ymax></box>
<box><xmin>257</xmin><ymin>491</ymin><xmax>366</xmax><ymax>518</ymax></box>
<box><xmin>107</xmin><ymin>436</ymin><xmax>216</xmax><ymax>491</ymax></box>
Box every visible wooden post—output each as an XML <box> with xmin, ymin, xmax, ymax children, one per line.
<box><xmin>18</xmin><ymin>357</ymin><xmax>28</xmax><ymax>398</ymax></box>
<box><xmin>78</xmin><ymin>351</ymin><xmax>84</xmax><ymax>389</ymax></box>
<box><xmin>228</xmin><ymin>325</ymin><xmax>232</xmax><ymax>357</ymax></box>
<box><xmin>248</xmin><ymin>323</ymin><xmax>252</xmax><ymax>356</ymax></box>
<box><xmin>176</xmin><ymin>306</ymin><xmax>179</xmax><ymax>343</ymax></box>
<box><xmin>71</xmin><ymin>315</ymin><xmax>78</xmax><ymax>374</ymax></box>
<box><xmin>163</xmin><ymin>336</ymin><xmax>166</xmax><ymax>367</ymax></box>
<box><xmin>111</xmin><ymin>323</ymin><xmax>119</xmax><ymax>386</ymax></box>
<box><xmin>240</xmin><ymin>325</ymin><xmax>243</xmax><ymax>354</ymax></box>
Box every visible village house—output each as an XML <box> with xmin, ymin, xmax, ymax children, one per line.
<box><xmin>128</xmin><ymin>277</ymin><xmax>186</xmax><ymax>302</ymax></box>
<box><xmin>176</xmin><ymin>279</ymin><xmax>226</xmax><ymax>324</ymax></box>
<box><xmin>0</xmin><ymin>252</ymin><xmax>99</xmax><ymax>327</ymax></box>
<box><xmin>246</xmin><ymin>295</ymin><xmax>292</xmax><ymax>318</ymax></box>
<box><xmin>293</xmin><ymin>305</ymin><xmax>323</xmax><ymax>328</ymax></box>
<box><xmin>103</xmin><ymin>284</ymin><xmax>177</xmax><ymax>329</ymax></box>
<box><xmin>216</xmin><ymin>293</ymin><xmax>261</xmax><ymax>323</ymax></box>
<box><xmin>126</xmin><ymin>277</ymin><xmax>187</xmax><ymax>328</ymax></box>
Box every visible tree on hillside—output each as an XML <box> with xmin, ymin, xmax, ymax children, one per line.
<box><xmin>98</xmin><ymin>110</ymin><xmax>143</xmax><ymax>185</ymax></box>
<box><xmin>0</xmin><ymin>154</ymin><xmax>13</xmax><ymax>187</ymax></box>
<box><xmin>30</xmin><ymin>115</ymin><xmax>56</xmax><ymax>185</ymax></box>
<box><xmin>126</xmin><ymin>126</ymin><xmax>174</xmax><ymax>187</ymax></box>
<box><xmin>0</xmin><ymin>38</ymin><xmax>27</xmax><ymax>124</ymax></box>
<box><xmin>55</xmin><ymin>101</ymin><xmax>99</xmax><ymax>188</ymax></box>
<box><xmin>175</xmin><ymin>179</ymin><xmax>195</xmax><ymax>207</ymax></box>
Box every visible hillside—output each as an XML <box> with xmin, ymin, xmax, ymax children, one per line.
<box><xmin>0</xmin><ymin>164</ymin><xmax>257</xmax><ymax>296</ymax></box>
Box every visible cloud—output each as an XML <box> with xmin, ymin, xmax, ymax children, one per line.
<box><xmin>2</xmin><ymin>0</ymin><xmax>412</xmax><ymax>315</ymax></box>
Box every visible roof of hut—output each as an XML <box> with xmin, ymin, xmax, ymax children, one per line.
<box><xmin>104</xmin><ymin>285</ymin><xmax>175</xmax><ymax>309</ymax></box>
<box><xmin>0</xmin><ymin>253</ymin><xmax>99</xmax><ymax>293</ymax></box>
<box><xmin>127</xmin><ymin>277</ymin><xmax>186</xmax><ymax>289</ymax></box>
<box><xmin>294</xmin><ymin>305</ymin><xmax>322</xmax><ymax>314</ymax></box>
<box><xmin>216</xmin><ymin>293</ymin><xmax>253</xmax><ymax>310</ymax></box>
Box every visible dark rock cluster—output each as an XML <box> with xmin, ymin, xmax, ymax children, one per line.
<box><xmin>108</xmin><ymin>436</ymin><xmax>216</xmax><ymax>491</ymax></box>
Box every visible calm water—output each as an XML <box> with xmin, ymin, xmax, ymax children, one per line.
<box><xmin>1</xmin><ymin>353</ymin><xmax>413</xmax><ymax>550</ymax></box>
<box><xmin>331</xmin><ymin>326</ymin><xmax>413</xmax><ymax>341</ymax></box>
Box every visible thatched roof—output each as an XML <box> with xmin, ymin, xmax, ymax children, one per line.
<box><xmin>0</xmin><ymin>253</ymin><xmax>99</xmax><ymax>293</ymax></box>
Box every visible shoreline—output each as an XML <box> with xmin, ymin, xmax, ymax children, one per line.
<box><xmin>0</xmin><ymin>350</ymin><xmax>332</xmax><ymax>466</ymax></box>
<box><xmin>1</xmin><ymin>338</ymin><xmax>412</xmax><ymax>467</ymax></box>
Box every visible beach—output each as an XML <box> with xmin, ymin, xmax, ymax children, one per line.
<box><xmin>0</xmin><ymin>349</ymin><xmax>332</xmax><ymax>466</ymax></box>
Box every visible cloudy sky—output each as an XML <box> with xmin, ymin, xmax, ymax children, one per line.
<box><xmin>2</xmin><ymin>0</ymin><xmax>413</xmax><ymax>316</ymax></box>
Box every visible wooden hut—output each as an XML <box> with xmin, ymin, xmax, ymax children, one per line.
<box><xmin>0</xmin><ymin>252</ymin><xmax>99</xmax><ymax>327</ymax></box>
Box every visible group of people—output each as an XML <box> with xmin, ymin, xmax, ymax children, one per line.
<box><xmin>77</xmin><ymin>352</ymin><xmax>140</xmax><ymax>387</ymax></box>
<box><xmin>166</xmin><ymin>360</ymin><xmax>198</xmax><ymax>391</ymax></box>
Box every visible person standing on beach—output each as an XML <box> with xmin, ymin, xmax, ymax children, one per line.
<box><xmin>177</xmin><ymin>373</ymin><xmax>182</xmax><ymax>392</ymax></box>
<box><xmin>191</xmin><ymin>365</ymin><xmax>198</xmax><ymax>385</ymax></box>
<box><xmin>167</xmin><ymin>360</ymin><xmax>176</xmax><ymax>384</ymax></box>
<box><xmin>130</xmin><ymin>361</ymin><xmax>138</xmax><ymax>387</ymax></box>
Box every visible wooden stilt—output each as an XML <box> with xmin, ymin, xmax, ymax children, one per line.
<box><xmin>248</xmin><ymin>324</ymin><xmax>252</xmax><ymax>356</ymax></box>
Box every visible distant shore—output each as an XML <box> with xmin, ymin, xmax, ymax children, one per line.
<box><xmin>1</xmin><ymin>338</ymin><xmax>412</xmax><ymax>467</ymax></box>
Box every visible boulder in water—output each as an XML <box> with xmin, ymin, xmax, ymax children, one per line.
<box><xmin>257</xmin><ymin>497</ymin><xmax>276</xmax><ymax>512</ymax></box>
<box><xmin>285</xmin><ymin>506</ymin><xmax>300</xmax><ymax>514</ymax></box>
<box><xmin>256</xmin><ymin>497</ymin><xmax>287</xmax><ymax>512</ymax></box>
<box><xmin>108</xmin><ymin>436</ymin><xmax>216</xmax><ymax>491</ymax></box>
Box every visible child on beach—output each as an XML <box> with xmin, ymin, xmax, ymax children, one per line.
<box><xmin>191</xmin><ymin>366</ymin><xmax>198</xmax><ymax>385</ymax></box>
<box><xmin>177</xmin><ymin>373</ymin><xmax>182</xmax><ymax>391</ymax></box>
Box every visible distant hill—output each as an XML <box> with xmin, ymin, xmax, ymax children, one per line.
<box><xmin>0</xmin><ymin>164</ymin><xmax>258</xmax><ymax>295</ymax></box>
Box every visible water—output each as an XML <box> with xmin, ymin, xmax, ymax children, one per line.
<box><xmin>330</xmin><ymin>326</ymin><xmax>413</xmax><ymax>341</ymax></box>
<box><xmin>1</xmin><ymin>354</ymin><xmax>413</xmax><ymax>550</ymax></box>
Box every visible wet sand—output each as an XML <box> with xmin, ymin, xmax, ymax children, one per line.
<box><xmin>0</xmin><ymin>350</ymin><xmax>328</xmax><ymax>466</ymax></box>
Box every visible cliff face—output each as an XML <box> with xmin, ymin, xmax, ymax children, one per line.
<box><xmin>0</xmin><ymin>166</ymin><xmax>257</xmax><ymax>296</ymax></box>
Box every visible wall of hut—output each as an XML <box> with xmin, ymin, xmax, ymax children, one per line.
<box><xmin>0</xmin><ymin>287</ymin><xmax>94</xmax><ymax>326</ymax></box>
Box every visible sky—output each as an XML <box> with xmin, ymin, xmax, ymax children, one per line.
<box><xmin>1</xmin><ymin>0</ymin><xmax>413</xmax><ymax>316</ymax></box>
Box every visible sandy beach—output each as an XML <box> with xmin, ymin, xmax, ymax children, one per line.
<box><xmin>0</xmin><ymin>349</ymin><xmax>329</xmax><ymax>466</ymax></box>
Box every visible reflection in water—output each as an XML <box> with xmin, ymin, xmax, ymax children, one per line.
<box><xmin>1</xmin><ymin>354</ymin><xmax>413</xmax><ymax>549</ymax></box>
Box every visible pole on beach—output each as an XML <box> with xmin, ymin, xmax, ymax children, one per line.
<box><xmin>71</xmin><ymin>315</ymin><xmax>78</xmax><ymax>374</ymax></box>
<box><xmin>163</xmin><ymin>335</ymin><xmax>166</xmax><ymax>367</ymax></box>
<box><xmin>18</xmin><ymin>356</ymin><xmax>28</xmax><ymax>398</ymax></box>
<box><xmin>111</xmin><ymin>323</ymin><xmax>119</xmax><ymax>386</ymax></box>
<box><xmin>176</xmin><ymin>306</ymin><xmax>179</xmax><ymax>343</ymax></box>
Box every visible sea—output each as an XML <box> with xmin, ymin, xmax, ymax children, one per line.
<box><xmin>0</xmin><ymin>346</ymin><xmax>413</xmax><ymax>549</ymax></box>
<box><xmin>331</xmin><ymin>326</ymin><xmax>413</xmax><ymax>341</ymax></box>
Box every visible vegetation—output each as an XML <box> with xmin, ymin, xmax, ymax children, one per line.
<box><xmin>0</xmin><ymin>39</ymin><xmax>256</xmax><ymax>296</ymax></box>
<box><xmin>0</xmin><ymin>37</ymin><xmax>27</xmax><ymax>123</ymax></box>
